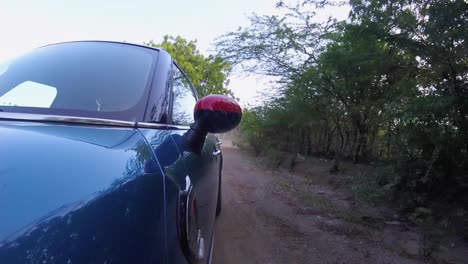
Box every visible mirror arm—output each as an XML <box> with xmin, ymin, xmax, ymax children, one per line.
<box><xmin>183</xmin><ymin>120</ymin><xmax>207</xmax><ymax>154</ymax></box>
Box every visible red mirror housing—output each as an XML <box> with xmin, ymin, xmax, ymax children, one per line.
<box><xmin>194</xmin><ymin>95</ymin><xmax>242</xmax><ymax>133</ymax></box>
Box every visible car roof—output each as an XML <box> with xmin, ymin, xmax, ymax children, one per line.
<box><xmin>40</xmin><ymin>40</ymin><xmax>170</xmax><ymax>56</ymax></box>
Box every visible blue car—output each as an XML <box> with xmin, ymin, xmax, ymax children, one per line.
<box><xmin>0</xmin><ymin>41</ymin><xmax>242</xmax><ymax>264</ymax></box>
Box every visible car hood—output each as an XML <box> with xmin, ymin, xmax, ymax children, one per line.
<box><xmin>0</xmin><ymin>121</ymin><xmax>167</xmax><ymax>263</ymax></box>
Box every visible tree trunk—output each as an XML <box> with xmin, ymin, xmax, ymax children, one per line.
<box><xmin>300</xmin><ymin>128</ymin><xmax>306</xmax><ymax>154</ymax></box>
<box><xmin>306</xmin><ymin>128</ymin><xmax>312</xmax><ymax>155</ymax></box>
<box><xmin>325</xmin><ymin>126</ymin><xmax>337</xmax><ymax>155</ymax></box>
<box><xmin>353</xmin><ymin>113</ymin><xmax>370</xmax><ymax>163</ymax></box>
<box><xmin>351</xmin><ymin>122</ymin><xmax>358</xmax><ymax>161</ymax></box>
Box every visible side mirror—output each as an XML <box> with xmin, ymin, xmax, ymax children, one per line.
<box><xmin>184</xmin><ymin>95</ymin><xmax>242</xmax><ymax>153</ymax></box>
<box><xmin>194</xmin><ymin>94</ymin><xmax>242</xmax><ymax>133</ymax></box>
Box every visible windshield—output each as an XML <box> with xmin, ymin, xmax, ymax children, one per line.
<box><xmin>0</xmin><ymin>42</ymin><xmax>156</xmax><ymax>121</ymax></box>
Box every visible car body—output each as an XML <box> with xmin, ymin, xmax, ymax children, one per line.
<box><xmin>0</xmin><ymin>41</ymin><xmax>241</xmax><ymax>264</ymax></box>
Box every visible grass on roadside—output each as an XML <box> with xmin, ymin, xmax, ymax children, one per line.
<box><xmin>273</xmin><ymin>173</ymin><xmax>375</xmax><ymax>241</ymax></box>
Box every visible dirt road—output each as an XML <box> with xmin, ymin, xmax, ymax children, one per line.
<box><xmin>212</xmin><ymin>145</ymin><xmax>424</xmax><ymax>264</ymax></box>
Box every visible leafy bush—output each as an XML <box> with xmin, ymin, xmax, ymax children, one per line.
<box><xmin>352</xmin><ymin>165</ymin><xmax>400</xmax><ymax>204</ymax></box>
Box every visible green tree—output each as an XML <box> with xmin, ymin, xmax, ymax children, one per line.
<box><xmin>217</xmin><ymin>0</ymin><xmax>468</xmax><ymax>222</ymax></box>
<box><xmin>349</xmin><ymin>0</ymin><xmax>468</xmax><ymax>211</ymax></box>
<box><xmin>147</xmin><ymin>35</ymin><xmax>234</xmax><ymax>97</ymax></box>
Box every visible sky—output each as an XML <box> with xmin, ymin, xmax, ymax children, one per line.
<box><xmin>0</xmin><ymin>0</ymin><xmax>285</xmax><ymax>107</ymax></box>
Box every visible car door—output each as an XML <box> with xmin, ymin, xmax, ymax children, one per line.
<box><xmin>170</xmin><ymin>63</ymin><xmax>221</xmax><ymax>263</ymax></box>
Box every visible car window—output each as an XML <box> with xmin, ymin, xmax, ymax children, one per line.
<box><xmin>0</xmin><ymin>42</ymin><xmax>155</xmax><ymax>121</ymax></box>
<box><xmin>172</xmin><ymin>64</ymin><xmax>197</xmax><ymax>126</ymax></box>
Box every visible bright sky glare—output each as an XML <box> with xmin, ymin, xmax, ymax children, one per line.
<box><xmin>0</xmin><ymin>0</ymin><xmax>348</xmax><ymax>107</ymax></box>
<box><xmin>0</xmin><ymin>81</ymin><xmax>57</xmax><ymax>108</ymax></box>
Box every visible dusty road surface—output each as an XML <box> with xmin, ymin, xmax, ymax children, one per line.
<box><xmin>212</xmin><ymin>144</ymin><xmax>426</xmax><ymax>264</ymax></box>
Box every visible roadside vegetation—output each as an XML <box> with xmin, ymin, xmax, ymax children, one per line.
<box><xmin>216</xmin><ymin>0</ymin><xmax>468</xmax><ymax>256</ymax></box>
